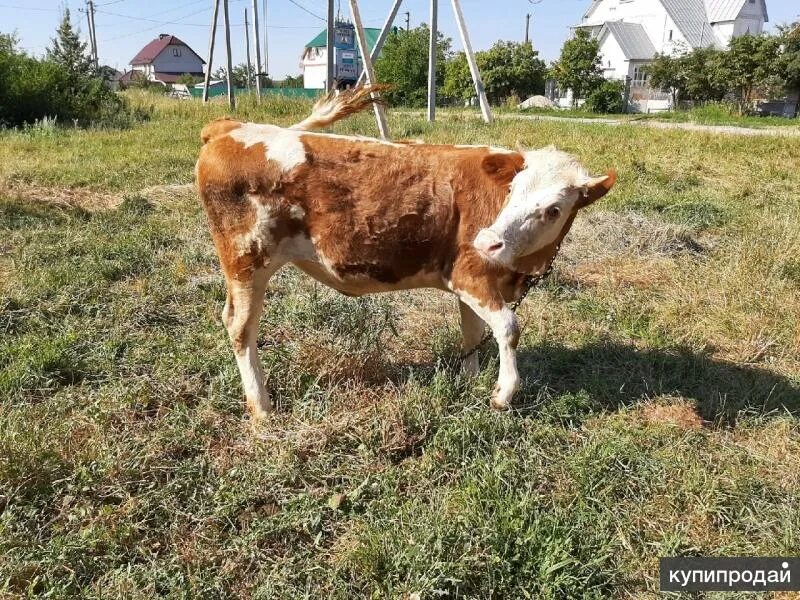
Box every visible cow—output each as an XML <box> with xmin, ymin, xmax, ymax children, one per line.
<box><xmin>196</xmin><ymin>85</ymin><xmax>616</xmax><ymax>420</ymax></box>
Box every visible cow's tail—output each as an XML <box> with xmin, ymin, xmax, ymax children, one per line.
<box><xmin>289</xmin><ymin>83</ymin><xmax>390</xmax><ymax>132</ymax></box>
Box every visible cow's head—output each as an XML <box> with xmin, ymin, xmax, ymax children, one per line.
<box><xmin>475</xmin><ymin>148</ymin><xmax>616</xmax><ymax>271</ymax></box>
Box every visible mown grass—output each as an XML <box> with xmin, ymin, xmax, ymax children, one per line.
<box><xmin>1</xmin><ymin>91</ymin><xmax>799</xmax><ymax>598</ymax></box>
<box><xmin>512</xmin><ymin>103</ymin><xmax>800</xmax><ymax>129</ymax></box>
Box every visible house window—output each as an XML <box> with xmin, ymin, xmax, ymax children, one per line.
<box><xmin>668</xmin><ymin>29</ymin><xmax>673</xmax><ymax>41</ymax></box>
<box><xmin>172</xmin><ymin>47</ymin><xmax>181</xmax><ymax>57</ymax></box>
<box><xmin>632</xmin><ymin>65</ymin><xmax>649</xmax><ymax>86</ymax></box>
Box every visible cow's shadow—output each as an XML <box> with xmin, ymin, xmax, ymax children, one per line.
<box><xmin>507</xmin><ymin>339</ymin><xmax>800</xmax><ymax>425</ymax></box>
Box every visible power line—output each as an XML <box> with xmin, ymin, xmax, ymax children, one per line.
<box><xmin>286</xmin><ymin>0</ymin><xmax>325</xmax><ymax>22</ymax></box>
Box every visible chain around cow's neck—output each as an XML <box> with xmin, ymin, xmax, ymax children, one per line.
<box><xmin>458</xmin><ymin>240</ymin><xmax>563</xmax><ymax>362</ymax></box>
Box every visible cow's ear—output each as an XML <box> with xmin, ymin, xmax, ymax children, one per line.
<box><xmin>482</xmin><ymin>152</ymin><xmax>525</xmax><ymax>187</ymax></box>
<box><xmin>577</xmin><ymin>169</ymin><xmax>616</xmax><ymax>208</ymax></box>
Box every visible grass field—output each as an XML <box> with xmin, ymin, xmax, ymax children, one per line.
<box><xmin>514</xmin><ymin>104</ymin><xmax>800</xmax><ymax>129</ymax></box>
<box><xmin>1</xmin><ymin>92</ymin><xmax>799</xmax><ymax>598</ymax></box>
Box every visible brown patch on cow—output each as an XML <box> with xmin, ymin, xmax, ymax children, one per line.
<box><xmin>481</xmin><ymin>152</ymin><xmax>525</xmax><ymax>188</ymax></box>
<box><xmin>196</xmin><ymin>131</ymin><xmax>307</xmax><ymax>277</ymax></box>
<box><xmin>292</xmin><ymin>136</ymin><xmax>519</xmax><ymax>301</ymax></box>
<box><xmin>200</xmin><ymin>118</ymin><xmax>242</xmax><ymax>144</ymax></box>
<box><xmin>636</xmin><ymin>400</ymin><xmax>704</xmax><ymax>430</ymax></box>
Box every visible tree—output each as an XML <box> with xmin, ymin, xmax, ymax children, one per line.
<box><xmin>645</xmin><ymin>52</ymin><xmax>686</xmax><ymax>107</ymax></box>
<box><xmin>777</xmin><ymin>22</ymin><xmax>800</xmax><ymax>93</ymax></box>
<box><xmin>719</xmin><ymin>34</ymin><xmax>781</xmax><ymax>114</ymax></box>
<box><xmin>551</xmin><ymin>29</ymin><xmax>604</xmax><ymax>106</ymax></box>
<box><xmin>176</xmin><ymin>73</ymin><xmax>203</xmax><ymax>85</ymax></box>
<box><xmin>213</xmin><ymin>63</ymin><xmax>252</xmax><ymax>88</ymax></box>
<box><xmin>444</xmin><ymin>41</ymin><xmax>546</xmax><ymax>105</ymax></box>
<box><xmin>680</xmin><ymin>46</ymin><xmax>727</xmax><ymax>103</ymax></box>
<box><xmin>374</xmin><ymin>24</ymin><xmax>451</xmax><ymax>107</ymax></box>
<box><xmin>47</xmin><ymin>9</ymin><xmax>94</xmax><ymax>78</ymax></box>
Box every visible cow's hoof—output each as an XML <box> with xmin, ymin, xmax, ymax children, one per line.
<box><xmin>247</xmin><ymin>396</ymin><xmax>274</xmax><ymax>421</ymax></box>
<box><xmin>490</xmin><ymin>385</ymin><xmax>512</xmax><ymax>411</ymax></box>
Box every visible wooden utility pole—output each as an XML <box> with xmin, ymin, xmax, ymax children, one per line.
<box><xmin>203</xmin><ymin>0</ymin><xmax>220</xmax><ymax>102</ymax></box>
<box><xmin>405</xmin><ymin>11</ymin><xmax>410</xmax><ymax>31</ymax></box>
<box><xmin>252</xmin><ymin>0</ymin><xmax>263</xmax><ymax>101</ymax></box>
<box><xmin>355</xmin><ymin>0</ymin><xmax>404</xmax><ymax>86</ymax></box>
<box><xmin>427</xmin><ymin>0</ymin><xmax>438</xmax><ymax>121</ymax></box>
<box><xmin>244</xmin><ymin>8</ymin><xmax>252</xmax><ymax>92</ymax></box>
<box><xmin>84</xmin><ymin>0</ymin><xmax>99</xmax><ymax>69</ymax></box>
<box><xmin>349</xmin><ymin>0</ymin><xmax>389</xmax><ymax>139</ymax></box>
<box><xmin>326</xmin><ymin>0</ymin><xmax>335</xmax><ymax>91</ymax></box>
<box><xmin>525</xmin><ymin>13</ymin><xmax>531</xmax><ymax>45</ymax></box>
<box><xmin>222</xmin><ymin>0</ymin><xmax>235</xmax><ymax>109</ymax></box>
<box><xmin>451</xmin><ymin>0</ymin><xmax>492</xmax><ymax>123</ymax></box>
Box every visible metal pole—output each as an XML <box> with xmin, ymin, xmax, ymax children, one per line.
<box><xmin>222</xmin><ymin>0</ymin><xmax>235</xmax><ymax>109</ymax></box>
<box><xmin>427</xmin><ymin>0</ymin><xmax>437</xmax><ymax>122</ymax></box>
<box><xmin>405</xmin><ymin>11</ymin><xmax>410</xmax><ymax>31</ymax></box>
<box><xmin>326</xmin><ymin>0</ymin><xmax>335</xmax><ymax>91</ymax></box>
<box><xmin>349</xmin><ymin>0</ymin><xmax>390</xmax><ymax>139</ymax></box>
<box><xmin>356</xmin><ymin>0</ymin><xmax>404</xmax><ymax>86</ymax></box>
<box><xmin>203</xmin><ymin>0</ymin><xmax>220</xmax><ymax>102</ymax></box>
<box><xmin>252</xmin><ymin>0</ymin><xmax>262</xmax><ymax>101</ymax></box>
<box><xmin>264</xmin><ymin>0</ymin><xmax>269</xmax><ymax>77</ymax></box>
<box><xmin>451</xmin><ymin>0</ymin><xmax>492</xmax><ymax>123</ymax></box>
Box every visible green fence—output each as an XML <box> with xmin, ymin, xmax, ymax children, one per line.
<box><xmin>188</xmin><ymin>87</ymin><xmax>322</xmax><ymax>100</ymax></box>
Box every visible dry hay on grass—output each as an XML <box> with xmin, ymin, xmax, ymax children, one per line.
<box><xmin>1</xmin><ymin>180</ymin><xmax>195</xmax><ymax>212</ymax></box>
<box><xmin>562</xmin><ymin>210</ymin><xmax>706</xmax><ymax>264</ymax></box>
<box><xmin>2</xmin><ymin>180</ymin><xmax>121</xmax><ymax>211</ymax></box>
<box><xmin>558</xmin><ymin>210</ymin><xmax>707</xmax><ymax>289</ymax></box>
<box><xmin>635</xmin><ymin>398</ymin><xmax>704</xmax><ymax>430</ymax></box>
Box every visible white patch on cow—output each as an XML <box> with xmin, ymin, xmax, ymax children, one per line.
<box><xmin>235</xmin><ymin>196</ymin><xmax>276</xmax><ymax>256</ymax></box>
<box><xmin>288</xmin><ymin>204</ymin><xmax>305</xmax><ymax>220</ymax></box>
<box><xmin>456</xmin><ymin>290</ymin><xmax>519</xmax><ymax>409</ymax></box>
<box><xmin>300</xmin><ymin>130</ymin><xmax>404</xmax><ymax>148</ymax></box>
<box><xmin>274</xmin><ymin>233</ymin><xmax>317</xmax><ymax>262</ymax></box>
<box><xmin>454</xmin><ymin>144</ymin><xmax>515</xmax><ymax>154</ymax></box>
<box><xmin>235</xmin><ymin>344</ymin><xmax>268</xmax><ymax>410</ymax></box>
<box><xmin>229</xmin><ymin>123</ymin><xmax>307</xmax><ymax>172</ymax></box>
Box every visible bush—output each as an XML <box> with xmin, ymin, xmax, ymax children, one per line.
<box><xmin>585</xmin><ymin>79</ymin><xmax>625</xmax><ymax>113</ymax></box>
<box><xmin>1</xmin><ymin>16</ymin><xmax>141</xmax><ymax>128</ymax></box>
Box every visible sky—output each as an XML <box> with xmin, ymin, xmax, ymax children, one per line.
<box><xmin>1</xmin><ymin>0</ymin><xmax>798</xmax><ymax>79</ymax></box>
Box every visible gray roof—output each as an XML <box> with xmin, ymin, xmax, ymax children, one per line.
<box><xmin>602</xmin><ymin>21</ymin><xmax>657</xmax><ymax>60</ymax></box>
<box><xmin>662</xmin><ymin>0</ymin><xmax>720</xmax><ymax>48</ymax></box>
<box><xmin>705</xmin><ymin>0</ymin><xmax>768</xmax><ymax>23</ymax></box>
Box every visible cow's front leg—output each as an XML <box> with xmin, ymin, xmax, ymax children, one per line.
<box><xmin>459</xmin><ymin>300</ymin><xmax>486</xmax><ymax>376</ymax></box>
<box><xmin>456</xmin><ymin>293</ymin><xmax>520</xmax><ymax>410</ymax></box>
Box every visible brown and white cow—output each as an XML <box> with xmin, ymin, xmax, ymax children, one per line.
<box><xmin>196</xmin><ymin>85</ymin><xmax>615</xmax><ymax>419</ymax></box>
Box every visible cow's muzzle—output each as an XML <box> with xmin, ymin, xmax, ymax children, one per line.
<box><xmin>474</xmin><ymin>228</ymin><xmax>506</xmax><ymax>261</ymax></box>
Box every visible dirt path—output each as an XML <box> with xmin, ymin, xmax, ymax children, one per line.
<box><xmin>496</xmin><ymin>113</ymin><xmax>800</xmax><ymax>137</ymax></box>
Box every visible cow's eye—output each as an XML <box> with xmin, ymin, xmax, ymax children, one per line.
<box><xmin>545</xmin><ymin>206</ymin><xmax>561</xmax><ymax>220</ymax></box>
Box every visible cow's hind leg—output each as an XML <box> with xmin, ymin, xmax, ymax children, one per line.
<box><xmin>459</xmin><ymin>300</ymin><xmax>486</xmax><ymax>377</ymax></box>
<box><xmin>223</xmin><ymin>262</ymin><xmax>280</xmax><ymax>420</ymax></box>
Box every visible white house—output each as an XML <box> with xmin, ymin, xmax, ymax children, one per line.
<box><xmin>301</xmin><ymin>21</ymin><xmax>380</xmax><ymax>89</ymax></box>
<box><xmin>126</xmin><ymin>34</ymin><xmax>205</xmax><ymax>85</ymax></box>
<box><xmin>571</xmin><ymin>0</ymin><xmax>769</xmax><ymax>110</ymax></box>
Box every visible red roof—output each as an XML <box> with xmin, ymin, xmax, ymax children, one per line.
<box><xmin>130</xmin><ymin>34</ymin><xmax>205</xmax><ymax>66</ymax></box>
